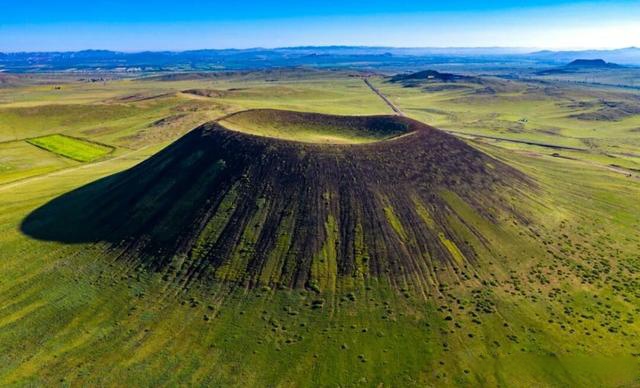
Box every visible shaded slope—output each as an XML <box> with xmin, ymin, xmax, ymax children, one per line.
<box><xmin>22</xmin><ymin>109</ymin><xmax>533</xmax><ymax>290</ymax></box>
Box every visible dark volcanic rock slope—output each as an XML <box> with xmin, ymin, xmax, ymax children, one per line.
<box><xmin>23</xmin><ymin>109</ymin><xmax>532</xmax><ymax>291</ymax></box>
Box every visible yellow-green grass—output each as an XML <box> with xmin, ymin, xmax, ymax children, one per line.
<box><xmin>0</xmin><ymin>141</ymin><xmax>79</xmax><ymax>185</ymax></box>
<box><xmin>0</xmin><ymin>103</ymin><xmax>142</xmax><ymax>142</ymax></box>
<box><xmin>175</xmin><ymin>75</ymin><xmax>393</xmax><ymax>117</ymax></box>
<box><xmin>369</xmin><ymin>76</ymin><xmax>640</xmax><ymax>171</ymax></box>
<box><xmin>0</xmin><ymin>73</ymin><xmax>393</xmax><ymax>146</ymax></box>
<box><xmin>26</xmin><ymin>134</ymin><xmax>114</xmax><ymax>162</ymax></box>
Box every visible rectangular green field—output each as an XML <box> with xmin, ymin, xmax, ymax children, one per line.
<box><xmin>26</xmin><ymin>134</ymin><xmax>114</xmax><ymax>162</ymax></box>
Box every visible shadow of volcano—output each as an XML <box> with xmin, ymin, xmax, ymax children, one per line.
<box><xmin>21</xmin><ymin>126</ymin><xmax>246</xmax><ymax>252</ymax></box>
<box><xmin>21</xmin><ymin>171</ymin><xmax>127</xmax><ymax>244</ymax></box>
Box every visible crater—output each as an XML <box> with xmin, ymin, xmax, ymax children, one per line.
<box><xmin>218</xmin><ymin>109</ymin><xmax>410</xmax><ymax>144</ymax></box>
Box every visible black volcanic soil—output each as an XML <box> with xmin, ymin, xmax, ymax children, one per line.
<box><xmin>22</xmin><ymin>109</ymin><xmax>532</xmax><ymax>290</ymax></box>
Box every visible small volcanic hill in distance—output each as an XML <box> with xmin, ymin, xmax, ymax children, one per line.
<box><xmin>566</xmin><ymin>59</ymin><xmax>622</xmax><ymax>68</ymax></box>
<box><xmin>538</xmin><ymin>58</ymin><xmax>623</xmax><ymax>75</ymax></box>
<box><xmin>22</xmin><ymin>109</ymin><xmax>533</xmax><ymax>291</ymax></box>
<box><xmin>385</xmin><ymin>69</ymin><xmax>520</xmax><ymax>94</ymax></box>
<box><xmin>388</xmin><ymin>70</ymin><xmax>475</xmax><ymax>87</ymax></box>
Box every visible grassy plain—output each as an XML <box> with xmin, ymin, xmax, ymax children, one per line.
<box><xmin>0</xmin><ymin>69</ymin><xmax>639</xmax><ymax>386</ymax></box>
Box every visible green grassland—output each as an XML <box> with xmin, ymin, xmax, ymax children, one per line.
<box><xmin>370</xmin><ymin>76</ymin><xmax>640</xmax><ymax>174</ymax></box>
<box><xmin>0</xmin><ymin>140</ymin><xmax>79</xmax><ymax>185</ymax></box>
<box><xmin>26</xmin><ymin>134</ymin><xmax>114</xmax><ymax>162</ymax></box>
<box><xmin>0</xmin><ymin>69</ymin><xmax>639</xmax><ymax>386</ymax></box>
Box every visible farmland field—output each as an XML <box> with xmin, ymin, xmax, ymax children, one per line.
<box><xmin>0</xmin><ymin>69</ymin><xmax>639</xmax><ymax>386</ymax></box>
<box><xmin>26</xmin><ymin>134</ymin><xmax>114</xmax><ymax>162</ymax></box>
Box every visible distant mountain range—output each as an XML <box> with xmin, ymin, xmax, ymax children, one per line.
<box><xmin>1</xmin><ymin>46</ymin><xmax>639</xmax><ymax>72</ymax></box>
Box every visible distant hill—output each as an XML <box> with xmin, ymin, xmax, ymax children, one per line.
<box><xmin>387</xmin><ymin>69</ymin><xmax>525</xmax><ymax>95</ymax></box>
<box><xmin>537</xmin><ymin>58</ymin><xmax>625</xmax><ymax>75</ymax></box>
<box><xmin>389</xmin><ymin>69</ymin><xmax>473</xmax><ymax>83</ymax></box>
<box><xmin>566</xmin><ymin>59</ymin><xmax>621</xmax><ymax>68</ymax></box>
<box><xmin>388</xmin><ymin>70</ymin><xmax>480</xmax><ymax>89</ymax></box>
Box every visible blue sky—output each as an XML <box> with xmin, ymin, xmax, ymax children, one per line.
<box><xmin>2</xmin><ymin>0</ymin><xmax>639</xmax><ymax>51</ymax></box>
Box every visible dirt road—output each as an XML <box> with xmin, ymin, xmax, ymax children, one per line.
<box><xmin>363</xmin><ymin>78</ymin><xmax>405</xmax><ymax>116</ymax></box>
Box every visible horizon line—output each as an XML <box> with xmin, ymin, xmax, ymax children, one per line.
<box><xmin>2</xmin><ymin>45</ymin><xmax>639</xmax><ymax>55</ymax></box>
